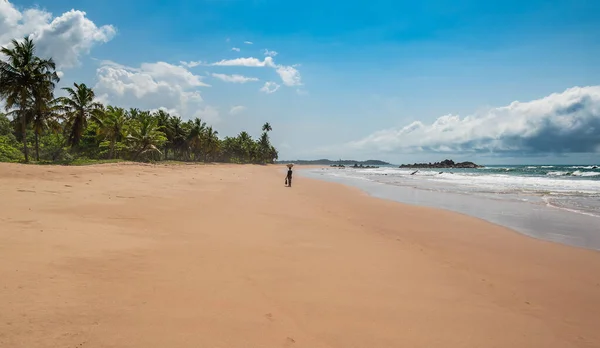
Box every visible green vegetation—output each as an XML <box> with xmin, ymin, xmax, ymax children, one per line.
<box><xmin>0</xmin><ymin>37</ymin><xmax>278</xmax><ymax>165</ymax></box>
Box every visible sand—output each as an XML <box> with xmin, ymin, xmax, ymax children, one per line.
<box><xmin>1</xmin><ymin>162</ymin><xmax>599</xmax><ymax>348</ymax></box>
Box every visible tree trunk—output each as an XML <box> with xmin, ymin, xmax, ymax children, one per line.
<box><xmin>35</xmin><ymin>132</ymin><xmax>40</xmax><ymax>162</ymax></box>
<box><xmin>133</xmin><ymin>145</ymin><xmax>146</xmax><ymax>161</ymax></box>
<box><xmin>109</xmin><ymin>138</ymin><xmax>115</xmax><ymax>159</ymax></box>
<box><xmin>20</xmin><ymin>95</ymin><xmax>29</xmax><ymax>163</ymax></box>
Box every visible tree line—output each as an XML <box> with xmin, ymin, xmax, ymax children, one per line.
<box><xmin>0</xmin><ymin>37</ymin><xmax>278</xmax><ymax>164</ymax></box>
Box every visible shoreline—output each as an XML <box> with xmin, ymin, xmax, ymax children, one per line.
<box><xmin>302</xmin><ymin>167</ymin><xmax>600</xmax><ymax>251</ymax></box>
<box><xmin>1</xmin><ymin>163</ymin><xmax>599</xmax><ymax>347</ymax></box>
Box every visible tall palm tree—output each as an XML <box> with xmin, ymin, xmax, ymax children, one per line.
<box><xmin>187</xmin><ymin>118</ymin><xmax>206</xmax><ymax>161</ymax></box>
<box><xmin>57</xmin><ymin>82</ymin><xmax>102</xmax><ymax>147</ymax></box>
<box><xmin>154</xmin><ymin>109</ymin><xmax>172</xmax><ymax>160</ymax></box>
<box><xmin>0</xmin><ymin>37</ymin><xmax>60</xmax><ymax>162</ymax></box>
<box><xmin>204</xmin><ymin>126</ymin><xmax>219</xmax><ymax>162</ymax></box>
<box><xmin>30</xmin><ymin>95</ymin><xmax>61</xmax><ymax>161</ymax></box>
<box><xmin>126</xmin><ymin>114</ymin><xmax>167</xmax><ymax>161</ymax></box>
<box><xmin>262</xmin><ymin>122</ymin><xmax>272</xmax><ymax>132</ymax></box>
<box><xmin>95</xmin><ymin>106</ymin><xmax>127</xmax><ymax>159</ymax></box>
<box><xmin>237</xmin><ymin>131</ymin><xmax>253</xmax><ymax>163</ymax></box>
<box><xmin>169</xmin><ymin>116</ymin><xmax>188</xmax><ymax>160</ymax></box>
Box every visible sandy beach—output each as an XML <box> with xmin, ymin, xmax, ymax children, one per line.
<box><xmin>1</xmin><ymin>163</ymin><xmax>599</xmax><ymax>348</ymax></box>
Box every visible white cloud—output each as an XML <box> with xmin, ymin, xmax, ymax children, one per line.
<box><xmin>211</xmin><ymin>73</ymin><xmax>259</xmax><ymax>84</ymax></box>
<box><xmin>263</xmin><ymin>49</ymin><xmax>278</xmax><ymax>57</ymax></box>
<box><xmin>94</xmin><ymin>60</ymin><xmax>213</xmax><ymax>121</ymax></box>
<box><xmin>209</xmin><ymin>55</ymin><xmax>303</xmax><ymax>88</ymax></box>
<box><xmin>244</xmin><ymin>41</ymin><xmax>253</xmax><ymax>45</ymax></box>
<box><xmin>231</xmin><ymin>47</ymin><xmax>240</xmax><ymax>52</ymax></box>
<box><xmin>260</xmin><ymin>81</ymin><xmax>280</xmax><ymax>94</ymax></box>
<box><xmin>345</xmin><ymin>86</ymin><xmax>600</xmax><ymax>155</ymax></box>
<box><xmin>276</xmin><ymin>65</ymin><xmax>302</xmax><ymax>86</ymax></box>
<box><xmin>229</xmin><ymin>105</ymin><xmax>246</xmax><ymax>115</ymax></box>
<box><xmin>0</xmin><ymin>1</ymin><xmax>115</xmax><ymax>68</ymax></box>
<box><xmin>193</xmin><ymin>105</ymin><xmax>220</xmax><ymax>124</ymax></box>
<box><xmin>179</xmin><ymin>60</ymin><xmax>204</xmax><ymax>68</ymax></box>
<box><xmin>211</xmin><ymin>56</ymin><xmax>275</xmax><ymax>68</ymax></box>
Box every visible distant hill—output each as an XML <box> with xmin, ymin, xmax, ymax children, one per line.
<box><xmin>277</xmin><ymin>159</ymin><xmax>391</xmax><ymax>165</ymax></box>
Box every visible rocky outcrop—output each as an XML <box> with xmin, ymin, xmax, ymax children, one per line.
<box><xmin>330</xmin><ymin>163</ymin><xmax>379</xmax><ymax>168</ymax></box>
<box><xmin>399</xmin><ymin>159</ymin><xmax>483</xmax><ymax>169</ymax></box>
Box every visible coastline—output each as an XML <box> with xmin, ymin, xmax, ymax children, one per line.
<box><xmin>302</xmin><ymin>166</ymin><xmax>600</xmax><ymax>251</ymax></box>
<box><xmin>1</xmin><ymin>162</ymin><xmax>599</xmax><ymax>347</ymax></box>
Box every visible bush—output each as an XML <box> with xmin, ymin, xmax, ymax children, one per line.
<box><xmin>0</xmin><ymin>135</ymin><xmax>25</xmax><ymax>162</ymax></box>
<box><xmin>39</xmin><ymin>133</ymin><xmax>70</xmax><ymax>162</ymax></box>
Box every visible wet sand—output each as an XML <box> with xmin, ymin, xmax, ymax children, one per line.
<box><xmin>1</xmin><ymin>163</ymin><xmax>599</xmax><ymax>348</ymax></box>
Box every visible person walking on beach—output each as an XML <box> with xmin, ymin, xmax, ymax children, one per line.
<box><xmin>286</xmin><ymin>166</ymin><xmax>293</xmax><ymax>187</ymax></box>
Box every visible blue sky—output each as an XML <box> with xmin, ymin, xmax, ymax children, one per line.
<box><xmin>2</xmin><ymin>0</ymin><xmax>600</xmax><ymax>164</ymax></box>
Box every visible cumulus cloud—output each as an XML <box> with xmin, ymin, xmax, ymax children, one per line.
<box><xmin>345</xmin><ymin>86</ymin><xmax>600</xmax><ymax>155</ymax></box>
<box><xmin>276</xmin><ymin>65</ymin><xmax>302</xmax><ymax>86</ymax></box>
<box><xmin>231</xmin><ymin>47</ymin><xmax>240</xmax><ymax>52</ymax></box>
<box><xmin>229</xmin><ymin>105</ymin><xmax>246</xmax><ymax>115</ymax></box>
<box><xmin>244</xmin><ymin>41</ymin><xmax>253</xmax><ymax>45</ymax></box>
<box><xmin>0</xmin><ymin>1</ymin><xmax>115</xmax><ymax>68</ymax></box>
<box><xmin>94</xmin><ymin>60</ymin><xmax>214</xmax><ymax>121</ymax></box>
<box><xmin>211</xmin><ymin>73</ymin><xmax>259</xmax><ymax>84</ymax></box>
<box><xmin>211</xmin><ymin>56</ymin><xmax>275</xmax><ymax>68</ymax></box>
<box><xmin>260</xmin><ymin>81</ymin><xmax>280</xmax><ymax>94</ymax></box>
<box><xmin>263</xmin><ymin>49</ymin><xmax>278</xmax><ymax>57</ymax></box>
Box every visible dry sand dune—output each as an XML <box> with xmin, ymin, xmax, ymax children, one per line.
<box><xmin>1</xmin><ymin>162</ymin><xmax>599</xmax><ymax>348</ymax></box>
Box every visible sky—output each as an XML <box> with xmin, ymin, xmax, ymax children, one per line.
<box><xmin>1</xmin><ymin>0</ymin><xmax>600</xmax><ymax>164</ymax></box>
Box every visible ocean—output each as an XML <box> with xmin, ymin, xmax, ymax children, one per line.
<box><xmin>302</xmin><ymin>164</ymin><xmax>600</xmax><ymax>250</ymax></box>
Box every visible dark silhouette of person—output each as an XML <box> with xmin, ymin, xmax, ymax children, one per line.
<box><xmin>286</xmin><ymin>167</ymin><xmax>293</xmax><ymax>187</ymax></box>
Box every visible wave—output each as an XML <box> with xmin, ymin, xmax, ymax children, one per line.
<box><xmin>572</xmin><ymin>171</ymin><xmax>600</xmax><ymax>177</ymax></box>
<box><xmin>547</xmin><ymin>171</ymin><xmax>600</xmax><ymax>177</ymax></box>
<box><xmin>547</xmin><ymin>171</ymin><xmax>569</xmax><ymax>176</ymax></box>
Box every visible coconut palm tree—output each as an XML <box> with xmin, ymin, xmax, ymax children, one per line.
<box><xmin>262</xmin><ymin>122</ymin><xmax>272</xmax><ymax>132</ymax></box>
<box><xmin>30</xmin><ymin>96</ymin><xmax>61</xmax><ymax>161</ymax></box>
<box><xmin>0</xmin><ymin>37</ymin><xmax>60</xmax><ymax>162</ymax></box>
<box><xmin>169</xmin><ymin>116</ymin><xmax>187</xmax><ymax>160</ymax></box>
<box><xmin>187</xmin><ymin>118</ymin><xmax>206</xmax><ymax>161</ymax></box>
<box><xmin>95</xmin><ymin>106</ymin><xmax>127</xmax><ymax>159</ymax></box>
<box><xmin>154</xmin><ymin>109</ymin><xmax>172</xmax><ymax>159</ymax></box>
<box><xmin>57</xmin><ymin>82</ymin><xmax>102</xmax><ymax>147</ymax></box>
<box><xmin>204</xmin><ymin>126</ymin><xmax>219</xmax><ymax>161</ymax></box>
<box><xmin>126</xmin><ymin>114</ymin><xmax>167</xmax><ymax>161</ymax></box>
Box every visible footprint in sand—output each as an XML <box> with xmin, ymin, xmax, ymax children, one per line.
<box><xmin>265</xmin><ymin>313</ymin><xmax>274</xmax><ymax>321</ymax></box>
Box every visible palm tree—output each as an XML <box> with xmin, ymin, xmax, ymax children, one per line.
<box><xmin>0</xmin><ymin>37</ymin><xmax>60</xmax><ymax>162</ymax></box>
<box><xmin>237</xmin><ymin>131</ymin><xmax>253</xmax><ymax>163</ymax></box>
<box><xmin>57</xmin><ymin>82</ymin><xmax>102</xmax><ymax>147</ymax></box>
<box><xmin>95</xmin><ymin>106</ymin><xmax>127</xmax><ymax>159</ymax></box>
<box><xmin>126</xmin><ymin>114</ymin><xmax>167</xmax><ymax>161</ymax></box>
<box><xmin>154</xmin><ymin>109</ymin><xmax>172</xmax><ymax>159</ymax></box>
<box><xmin>204</xmin><ymin>126</ymin><xmax>219</xmax><ymax>161</ymax></box>
<box><xmin>262</xmin><ymin>122</ymin><xmax>272</xmax><ymax>132</ymax></box>
<box><xmin>187</xmin><ymin>118</ymin><xmax>206</xmax><ymax>161</ymax></box>
<box><xmin>30</xmin><ymin>96</ymin><xmax>61</xmax><ymax>161</ymax></box>
<box><xmin>169</xmin><ymin>116</ymin><xmax>188</xmax><ymax>160</ymax></box>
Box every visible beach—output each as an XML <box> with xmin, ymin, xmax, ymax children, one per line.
<box><xmin>1</xmin><ymin>163</ymin><xmax>599</xmax><ymax>348</ymax></box>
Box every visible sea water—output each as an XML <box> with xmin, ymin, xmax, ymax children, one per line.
<box><xmin>302</xmin><ymin>165</ymin><xmax>600</xmax><ymax>250</ymax></box>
